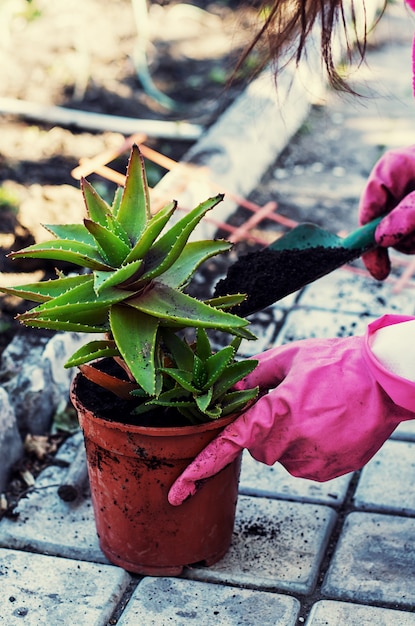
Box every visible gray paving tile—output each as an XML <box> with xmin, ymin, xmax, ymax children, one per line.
<box><xmin>118</xmin><ymin>577</ymin><xmax>300</xmax><ymax>626</ymax></box>
<box><xmin>184</xmin><ymin>495</ymin><xmax>336</xmax><ymax>594</ymax></box>
<box><xmin>239</xmin><ymin>451</ymin><xmax>353</xmax><ymax>506</ymax></box>
<box><xmin>298</xmin><ymin>269</ymin><xmax>415</xmax><ymax>317</ymax></box>
<box><xmin>0</xmin><ymin>471</ymin><xmax>107</xmax><ymax>563</ymax></box>
<box><xmin>306</xmin><ymin>600</ymin><xmax>415</xmax><ymax>625</ymax></box>
<box><xmin>353</xmin><ymin>440</ymin><xmax>415</xmax><ymax>514</ymax></box>
<box><xmin>0</xmin><ymin>548</ymin><xmax>130</xmax><ymax>625</ymax></box>
<box><xmin>391</xmin><ymin>419</ymin><xmax>415</xmax><ymax>441</ymax></box>
<box><xmin>0</xmin><ymin>433</ymin><xmax>108</xmax><ymax>565</ymax></box>
<box><xmin>323</xmin><ymin>512</ymin><xmax>415</xmax><ymax>606</ymax></box>
<box><xmin>274</xmin><ymin>307</ymin><xmax>374</xmax><ymax>345</ymax></box>
<box><xmin>239</xmin><ymin>307</ymin><xmax>284</xmax><ymax>356</ymax></box>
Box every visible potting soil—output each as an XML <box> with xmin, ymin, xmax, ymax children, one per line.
<box><xmin>214</xmin><ymin>245</ymin><xmax>362</xmax><ymax>316</ymax></box>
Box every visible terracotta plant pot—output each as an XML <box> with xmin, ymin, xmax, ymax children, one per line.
<box><xmin>70</xmin><ymin>373</ymin><xmax>242</xmax><ymax>576</ymax></box>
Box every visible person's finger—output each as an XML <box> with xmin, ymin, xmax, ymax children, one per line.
<box><xmin>375</xmin><ymin>192</ymin><xmax>415</xmax><ymax>251</ymax></box>
<box><xmin>235</xmin><ymin>343</ymin><xmax>299</xmax><ymax>391</ymax></box>
<box><xmin>168</xmin><ymin>435</ymin><xmax>242</xmax><ymax>506</ymax></box>
<box><xmin>393</xmin><ymin>233</ymin><xmax>415</xmax><ymax>254</ymax></box>
<box><xmin>361</xmin><ymin>248</ymin><xmax>391</xmax><ymax>280</ymax></box>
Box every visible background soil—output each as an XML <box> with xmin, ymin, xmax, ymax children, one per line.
<box><xmin>0</xmin><ymin>0</ymin><xmax>259</xmax><ymax>188</ymax></box>
<box><xmin>0</xmin><ymin>0</ymin><xmax>261</xmax><ymax>347</ymax></box>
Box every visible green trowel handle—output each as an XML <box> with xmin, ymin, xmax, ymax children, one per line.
<box><xmin>341</xmin><ymin>215</ymin><xmax>383</xmax><ymax>250</ymax></box>
<box><xmin>269</xmin><ymin>216</ymin><xmax>384</xmax><ymax>253</ymax></box>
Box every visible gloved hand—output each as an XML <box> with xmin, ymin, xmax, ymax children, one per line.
<box><xmin>168</xmin><ymin>315</ymin><xmax>415</xmax><ymax>506</ymax></box>
<box><xmin>359</xmin><ymin>145</ymin><xmax>415</xmax><ymax>280</ymax></box>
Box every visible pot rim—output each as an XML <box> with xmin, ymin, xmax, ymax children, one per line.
<box><xmin>70</xmin><ymin>371</ymin><xmax>238</xmax><ymax>437</ymax></box>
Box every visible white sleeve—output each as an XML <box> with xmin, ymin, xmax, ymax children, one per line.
<box><xmin>370</xmin><ymin>319</ymin><xmax>415</xmax><ymax>381</ymax></box>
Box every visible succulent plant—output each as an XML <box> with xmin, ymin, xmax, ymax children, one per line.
<box><xmin>1</xmin><ymin>145</ymin><xmax>258</xmax><ymax>421</ymax></box>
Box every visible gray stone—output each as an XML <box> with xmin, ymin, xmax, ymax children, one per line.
<box><xmin>4</xmin><ymin>358</ymin><xmax>56</xmax><ymax>434</ymax></box>
<box><xmin>322</xmin><ymin>512</ymin><xmax>415</xmax><ymax>606</ymax></box>
<box><xmin>118</xmin><ymin>577</ymin><xmax>300</xmax><ymax>626</ymax></box>
<box><xmin>0</xmin><ymin>331</ymin><xmax>49</xmax><ymax>378</ymax></box>
<box><xmin>0</xmin><ymin>388</ymin><xmax>23</xmax><ymax>492</ymax></box>
<box><xmin>306</xmin><ymin>600</ymin><xmax>415</xmax><ymax>625</ymax></box>
<box><xmin>0</xmin><ymin>548</ymin><xmax>130</xmax><ymax>625</ymax></box>
<box><xmin>353</xmin><ymin>440</ymin><xmax>415</xmax><ymax>515</ymax></box>
<box><xmin>240</xmin><ymin>452</ymin><xmax>353</xmax><ymax>506</ymax></box>
<box><xmin>185</xmin><ymin>496</ymin><xmax>336</xmax><ymax>594</ymax></box>
<box><xmin>42</xmin><ymin>332</ymin><xmax>87</xmax><ymax>404</ymax></box>
<box><xmin>2</xmin><ymin>331</ymin><xmax>87</xmax><ymax>435</ymax></box>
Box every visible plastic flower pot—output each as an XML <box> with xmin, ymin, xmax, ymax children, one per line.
<box><xmin>70</xmin><ymin>372</ymin><xmax>242</xmax><ymax>576</ymax></box>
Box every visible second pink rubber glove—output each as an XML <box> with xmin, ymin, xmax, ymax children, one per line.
<box><xmin>359</xmin><ymin>145</ymin><xmax>415</xmax><ymax>279</ymax></box>
<box><xmin>168</xmin><ymin>315</ymin><xmax>415</xmax><ymax>506</ymax></box>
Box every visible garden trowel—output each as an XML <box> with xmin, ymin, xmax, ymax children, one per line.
<box><xmin>214</xmin><ymin>216</ymin><xmax>383</xmax><ymax>317</ymax></box>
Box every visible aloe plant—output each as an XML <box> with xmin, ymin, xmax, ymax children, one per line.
<box><xmin>1</xmin><ymin>145</ymin><xmax>258</xmax><ymax>421</ymax></box>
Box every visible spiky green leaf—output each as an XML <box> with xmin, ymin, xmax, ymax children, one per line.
<box><xmin>9</xmin><ymin>239</ymin><xmax>111</xmax><ymax>270</ymax></box>
<box><xmin>196</xmin><ymin>328</ymin><xmax>212</xmax><ymax>361</ymax></box>
<box><xmin>93</xmin><ymin>259</ymin><xmax>143</xmax><ymax>294</ymax></box>
<box><xmin>132</xmin><ymin>387</ymin><xmax>194</xmax><ymax>413</ymax></box>
<box><xmin>195</xmin><ymin>389</ymin><xmax>215</xmax><ymax>415</ymax></box>
<box><xmin>44</xmin><ymin>223</ymin><xmax>96</xmax><ymax>246</ymax></box>
<box><xmin>20</xmin><ymin>275</ymin><xmax>128</xmax><ymax>311</ymax></box>
<box><xmin>204</xmin><ymin>346</ymin><xmax>235</xmax><ymax>389</ymax></box>
<box><xmin>16</xmin><ymin>314</ymin><xmax>106</xmax><ymax>333</ymax></box>
<box><xmin>18</xmin><ymin>304</ymin><xmax>109</xmax><ymax>330</ymax></box>
<box><xmin>138</xmin><ymin>194</ymin><xmax>224</xmax><ymax>282</ymax></box>
<box><xmin>84</xmin><ymin>219</ymin><xmax>130</xmax><ymax>267</ymax></box>
<box><xmin>64</xmin><ymin>340</ymin><xmax>120</xmax><ymax>368</ymax></box>
<box><xmin>159</xmin><ymin>368</ymin><xmax>198</xmax><ymax>393</ymax></box>
<box><xmin>83</xmin><ymin>178</ymin><xmax>132</xmax><ymax>247</ymax></box>
<box><xmin>221</xmin><ymin>388</ymin><xmax>259</xmax><ymax>416</ymax></box>
<box><xmin>117</xmin><ymin>145</ymin><xmax>150</xmax><ymax>244</ymax></box>
<box><xmin>128</xmin><ymin>282</ymin><xmax>248</xmax><ymax>330</ymax></box>
<box><xmin>123</xmin><ymin>201</ymin><xmax>176</xmax><ymax>264</ymax></box>
<box><xmin>105</xmin><ymin>213</ymin><xmax>131</xmax><ymax>248</ymax></box>
<box><xmin>81</xmin><ymin>178</ymin><xmax>111</xmax><ymax>227</ymax></box>
<box><xmin>228</xmin><ymin>325</ymin><xmax>258</xmax><ymax>340</ymax></box>
<box><xmin>160</xmin><ymin>329</ymin><xmax>194</xmax><ymax>371</ymax></box>
<box><xmin>0</xmin><ymin>273</ymin><xmax>90</xmax><ymax>304</ymax></box>
<box><xmin>192</xmin><ymin>355</ymin><xmax>207</xmax><ymax>389</ymax></box>
<box><xmin>204</xmin><ymin>294</ymin><xmax>247</xmax><ymax>310</ymax></box>
<box><xmin>230</xmin><ymin>336</ymin><xmax>243</xmax><ymax>352</ymax></box>
<box><xmin>111</xmin><ymin>186</ymin><xmax>123</xmax><ymax>218</ymax></box>
<box><xmin>212</xmin><ymin>359</ymin><xmax>258</xmax><ymax>400</ymax></box>
<box><xmin>110</xmin><ymin>305</ymin><xmax>159</xmax><ymax>395</ymax></box>
<box><xmin>18</xmin><ymin>277</ymin><xmax>132</xmax><ymax>330</ymax></box>
<box><xmin>161</xmin><ymin>240</ymin><xmax>232</xmax><ymax>289</ymax></box>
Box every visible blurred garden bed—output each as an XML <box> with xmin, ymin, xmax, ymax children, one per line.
<box><xmin>0</xmin><ymin>0</ymin><xmax>261</xmax><ymax>350</ymax></box>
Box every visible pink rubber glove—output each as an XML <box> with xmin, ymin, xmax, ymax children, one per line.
<box><xmin>359</xmin><ymin>145</ymin><xmax>415</xmax><ymax>280</ymax></box>
<box><xmin>168</xmin><ymin>315</ymin><xmax>415</xmax><ymax>506</ymax></box>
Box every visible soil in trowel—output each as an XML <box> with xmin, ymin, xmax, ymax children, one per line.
<box><xmin>214</xmin><ymin>245</ymin><xmax>357</xmax><ymax>316</ymax></box>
